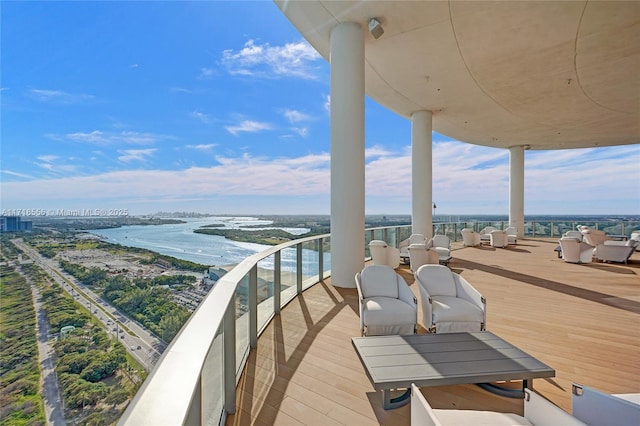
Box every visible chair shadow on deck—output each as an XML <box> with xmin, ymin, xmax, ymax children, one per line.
<box><xmin>454</xmin><ymin>258</ymin><xmax>640</xmax><ymax>315</ymax></box>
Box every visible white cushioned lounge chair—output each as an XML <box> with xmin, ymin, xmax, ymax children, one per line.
<box><xmin>572</xmin><ymin>383</ymin><xmax>640</xmax><ymax>426</ymax></box>
<box><xmin>479</xmin><ymin>226</ymin><xmax>497</xmax><ymax>244</ymax></box>
<box><xmin>563</xmin><ymin>230</ymin><xmax>584</xmax><ymax>241</ymax></box>
<box><xmin>559</xmin><ymin>237</ymin><xmax>593</xmax><ymax>264</ymax></box>
<box><xmin>490</xmin><ymin>229</ymin><xmax>508</xmax><ymax>248</ymax></box>
<box><xmin>579</xmin><ymin>228</ymin><xmax>611</xmax><ymax>247</ymax></box>
<box><xmin>411</xmin><ymin>384</ymin><xmax>586</xmax><ymax>426</ymax></box>
<box><xmin>408</xmin><ymin>243</ymin><xmax>439</xmax><ymax>273</ymax></box>
<box><xmin>594</xmin><ymin>239</ymin><xmax>638</xmax><ymax>264</ymax></box>
<box><xmin>368</xmin><ymin>240</ymin><xmax>401</xmax><ymax>269</ymax></box>
<box><xmin>355</xmin><ymin>265</ymin><xmax>417</xmax><ymax>336</ymax></box>
<box><xmin>505</xmin><ymin>226</ymin><xmax>518</xmax><ymax>244</ymax></box>
<box><xmin>460</xmin><ymin>228</ymin><xmax>481</xmax><ymax>247</ymax></box>
<box><xmin>414</xmin><ymin>264</ymin><xmax>485</xmax><ymax>333</ymax></box>
<box><xmin>399</xmin><ymin>233</ymin><xmax>426</xmax><ymax>264</ymax></box>
<box><xmin>426</xmin><ymin>235</ymin><xmax>452</xmax><ymax>265</ymax></box>
<box><xmin>630</xmin><ymin>231</ymin><xmax>640</xmax><ymax>251</ymax></box>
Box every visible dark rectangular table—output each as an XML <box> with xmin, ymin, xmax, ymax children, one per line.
<box><xmin>352</xmin><ymin>331</ymin><xmax>555</xmax><ymax>409</ymax></box>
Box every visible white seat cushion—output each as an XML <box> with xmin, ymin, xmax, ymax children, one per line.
<box><xmin>431</xmin><ymin>296</ymin><xmax>484</xmax><ymax>323</ymax></box>
<box><xmin>362</xmin><ymin>296</ymin><xmax>416</xmax><ymax>326</ymax></box>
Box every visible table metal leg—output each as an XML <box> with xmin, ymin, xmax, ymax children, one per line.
<box><xmin>382</xmin><ymin>388</ymin><xmax>411</xmax><ymax>409</ymax></box>
<box><xmin>477</xmin><ymin>381</ymin><xmax>526</xmax><ymax>399</ymax></box>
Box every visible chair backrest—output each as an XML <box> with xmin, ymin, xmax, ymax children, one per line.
<box><xmin>415</xmin><ymin>264</ymin><xmax>456</xmax><ymax>297</ymax></box>
<box><xmin>480</xmin><ymin>226</ymin><xmax>497</xmax><ymax>235</ymax></box>
<box><xmin>460</xmin><ymin>228</ymin><xmax>479</xmax><ymax>245</ymax></box>
<box><xmin>559</xmin><ymin>237</ymin><xmax>580</xmax><ymax>261</ymax></box>
<box><xmin>431</xmin><ymin>235</ymin><xmax>450</xmax><ymax>249</ymax></box>
<box><xmin>572</xmin><ymin>383</ymin><xmax>640</xmax><ymax>426</ymax></box>
<box><xmin>563</xmin><ymin>230</ymin><xmax>583</xmax><ymax>240</ymax></box>
<box><xmin>409</xmin><ymin>244</ymin><xmax>439</xmax><ymax>272</ymax></box>
<box><xmin>581</xmin><ymin>230</ymin><xmax>608</xmax><ymax>246</ymax></box>
<box><xmin>358</xmin><ymin>265</ymin><xmax>398</xmax><ymax>299</ymax></box>
<box><xmin>490</xmin><ymin>230</ymin><xmax>508</xmax><ymax>247</ymax></box>
<box><xmin>369</xmin><ymin>240</ymin><xmax>390</xmax><ymax>265</ymax></box>
<box><xmin>409</xmin><ymin>234</ymin><xmax>426</xmax><ymax>245</ymax></box>
<box><xmin>505</xmin><ymin>227</ymin><xmax>517</xmax><ymax>236</ymax></box>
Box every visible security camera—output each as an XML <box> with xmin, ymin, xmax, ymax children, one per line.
<box><xmin>369</xmin><ymin>18</ymin><xmax>384</xmax><ymax>40</ymax></box>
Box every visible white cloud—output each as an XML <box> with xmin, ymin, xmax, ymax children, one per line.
<box><xmin>1</xmin><ymin>170</ymin><xmax>35</xmax><ymax>179</ymax></box>
<box><xmin>118</xmin><ymin>149</ymin><xmax>157</xmax><ymax>163</ymax></box>
<box><xmin>29</xmin><ymin>88</ymin><xmax>95</xmax><ymax>104</ymax></box>
<box><xmin>170</xmin><ymin>87</ymin><xmax>193</xmax><ymax>94</ymax></box>
<box><xmin>185</xmin><ymin>144</ymin><xmax>217</xmax><ymax>151</ymax></box>
<box><xmin>220</xmin><ymin>39</ymin><xmax>321</xmax><ymax>79</ymax></box>
<box><xmin>283</xmin><ymin>109</ymin><xmax>311</xmax><ymax>123</ymax></box>
<box><xmin>2</xmin><ymin>144</ymin><xmax>637</xmax><ymax>215</ymax></box>
<box><xmin>199</xmin><ymin>67</ymin><xmax>214</xmax><ymax>79</ymax></box>
<box><xmin>290</xmin><ymin>127</ymin><xmax>308</xmax><ymax>137</ymax></box>
<box><xmin>225</xmin><ymin>120</ymin><xmax>273</xmax><ymax>136</ymax></box>
<box><xmin>50</xmin><ymin>130</ymin><xmax>169</xmax><ymax>145</ymax></box>
<box><xmin>37</xmin><ymin>155</ymin><xmax>60</xmax><ymax>163</ymax></box>
<box><xmin>190</xmin><ymin>111</ymin><xmax>210</xmax><ymax>123</ymax></box>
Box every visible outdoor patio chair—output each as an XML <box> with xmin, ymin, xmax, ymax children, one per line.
<box><xmin>572</xmin><ymin>383</ymin><xmax>640</xmax><ymax>426</ymax></box>
<box><xmin>355</xmin><ymin>265</ymin><xmax>417</xmax><ymax>336</ymax></box>
<box><xmin>559</xmin><ymin>237</ymin><xmax>593</xmax><ymax>263</ymax></box>
<box><xmin>408</xmin><ymin>243</ymin><xmax>439</xmax><ymax>273</ymax></box>
<box><xmin>414</xmin><ymin>264</ymin><xmax>486</xmax><ymax>333</ymax></box>
<box><xmin>411</xmin><ymin>384</ymin><xmax>586</xmax><ymax>425</ymax></box>
<box><xmin>489</xmin><ymin>229</ymin><xmax>508</xmax><ymax>248</ymax></box>
<box><xmin>580</xmin><ymin>228</ymin><xmax>611</xmax><ymax>247</ymax></box>
<box><xmin>479</xmin><ymin>226</ymin><xmax>497</xmax><ymax>244</ymax></box>
<box><xmin>426</xmin><ymin>235</ymin><xmax>452</xmax><ymax>265</ymax></box>
<box><xmin>460</xmin><ymin>228</ymin><xmax>481</xmax><ymax>246</ymax></box>
<box><xmin>368</xmin><ymin>239</ymin><xmax>401</xmax><ymax>269</ymax></box>
<box><xmin>505</xmin><ymin>226</ymin><xmax>518</xmax><ymax>244</ymax></box>
<box><xmin>593</xmin><ymin>239</ymin><xmax>638</xmax><ymax>264</ymax></box>
<box><xmin>399</xmin><ymin>233</ymin><xmax>426</xmax><ymax>264</ymax></box>
<box><xmin>631</xmin><ymin>231</ymin><xmax>640</xmax><ymax>251</ymax></box>
<box><xmin>563</xmin><ymin>230</ymin><xmax>584</xmax><ymax>241</ymax></box>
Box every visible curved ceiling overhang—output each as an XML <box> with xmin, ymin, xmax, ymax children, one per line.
<box><xmin>275</xmin><ymin>0</ymin><xmax>640</xmax><ymax>150</ymax></box>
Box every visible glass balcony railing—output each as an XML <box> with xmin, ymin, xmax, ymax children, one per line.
<box><xmin>120</xmin><ymin>220</ymin><xmax>638</xmax><ymax>425</ymax></box>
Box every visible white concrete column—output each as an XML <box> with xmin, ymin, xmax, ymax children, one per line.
<box><xmin>411</xmin><ymin>111</ymin><xmax>433</xmax><ymax>239</ymax></box>
<box><xmin>329</xmin><ymin>22</ymin><xmax>364</xmax><ymax>288</ymax></box>
<box><xmin>509</xmin><ymin>146</ymin><xmax>525</xmax><ymax>238</ymax></box>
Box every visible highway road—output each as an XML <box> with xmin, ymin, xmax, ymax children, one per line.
<box><xmin>12</xmin><ymin>238</ymin><xmax>166</xmax><ymax>371</ymax></box>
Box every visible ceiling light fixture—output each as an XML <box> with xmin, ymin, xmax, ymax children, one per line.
<box><xmin>368</xmin><ymin>18</ymin><xmax>384</xmax><ymax>39</ymax></box>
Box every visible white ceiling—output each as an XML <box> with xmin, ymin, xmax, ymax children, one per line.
<box><xmin>275</xmin><ymin>0</ymin><xmax>640</xmax><ymax>150</ymax></box>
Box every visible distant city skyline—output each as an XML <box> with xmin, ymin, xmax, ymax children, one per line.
<box><xmin>2</xmin><ymin>1</ymin><xmax>639</xmax><ymax>216</ymax></box>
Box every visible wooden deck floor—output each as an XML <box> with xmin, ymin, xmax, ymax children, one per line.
<box><xmin>226</xmin><ymin>239</ymin><xmax>640</xmax><ymax>425</ymax></box>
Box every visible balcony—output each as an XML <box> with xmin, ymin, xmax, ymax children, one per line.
<box><xmin>121</xmin><ymin>222</ymin><xmax>640</xmax><ymax>425</ymax></box>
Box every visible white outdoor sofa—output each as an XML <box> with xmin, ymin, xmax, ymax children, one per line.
<box><xmin>410</xmin><ymin>384</ymin><xmax>585</xmax><ymax>425</ymax></box>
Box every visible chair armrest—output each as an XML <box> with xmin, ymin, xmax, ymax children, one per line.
<box><xmin>411</xmin><ymin>384</ymin><xmax>442</xmax><ymax>426</ymax></box>
<box><xmin>355</xmin><ymin>272</ymin><xmax>364</xmax><ymax>301</ymax></box>
<box><xmin>453</xmin><ymin>274</ymin><xmax>485</xmax><ymax>310</ymax></box>
<box><xmin>397</xmin><ymin>276</ymin><xmax>418</xmax><ymax>306</ymax></box>
<box><xmin>524</xmin><ymin>389</ymin><xmax>586</xmax><ymax>425</ymax></box>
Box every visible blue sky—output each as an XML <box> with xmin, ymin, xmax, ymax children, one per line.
<box><xmin>2</xmin><ymin>1</ymin><xmax>639</xmax><ymax>217</ymax></box>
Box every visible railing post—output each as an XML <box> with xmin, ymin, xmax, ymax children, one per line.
<box><xmin>274</xmin><ymin>251</ymin><xmax>281</xmax><ymax>315</ymax></box>
<box><xmin>318</xmin><ymin>238</ymin><xmax>324</xmax><ymax>281</ymax></box>
<box><xmin>224</xmin><ymin>300</ymin><xmax>236</xmax><ymax>414</ymax></box>
<box><xmin>249</xmin><ymin>266</ymin><xmax>257</xmax><ymax>348</ymax></box>
<box><xmin>296</xmin><ymin>243</ymin><xmax>302</xmax><ymax>294</ymax></box>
